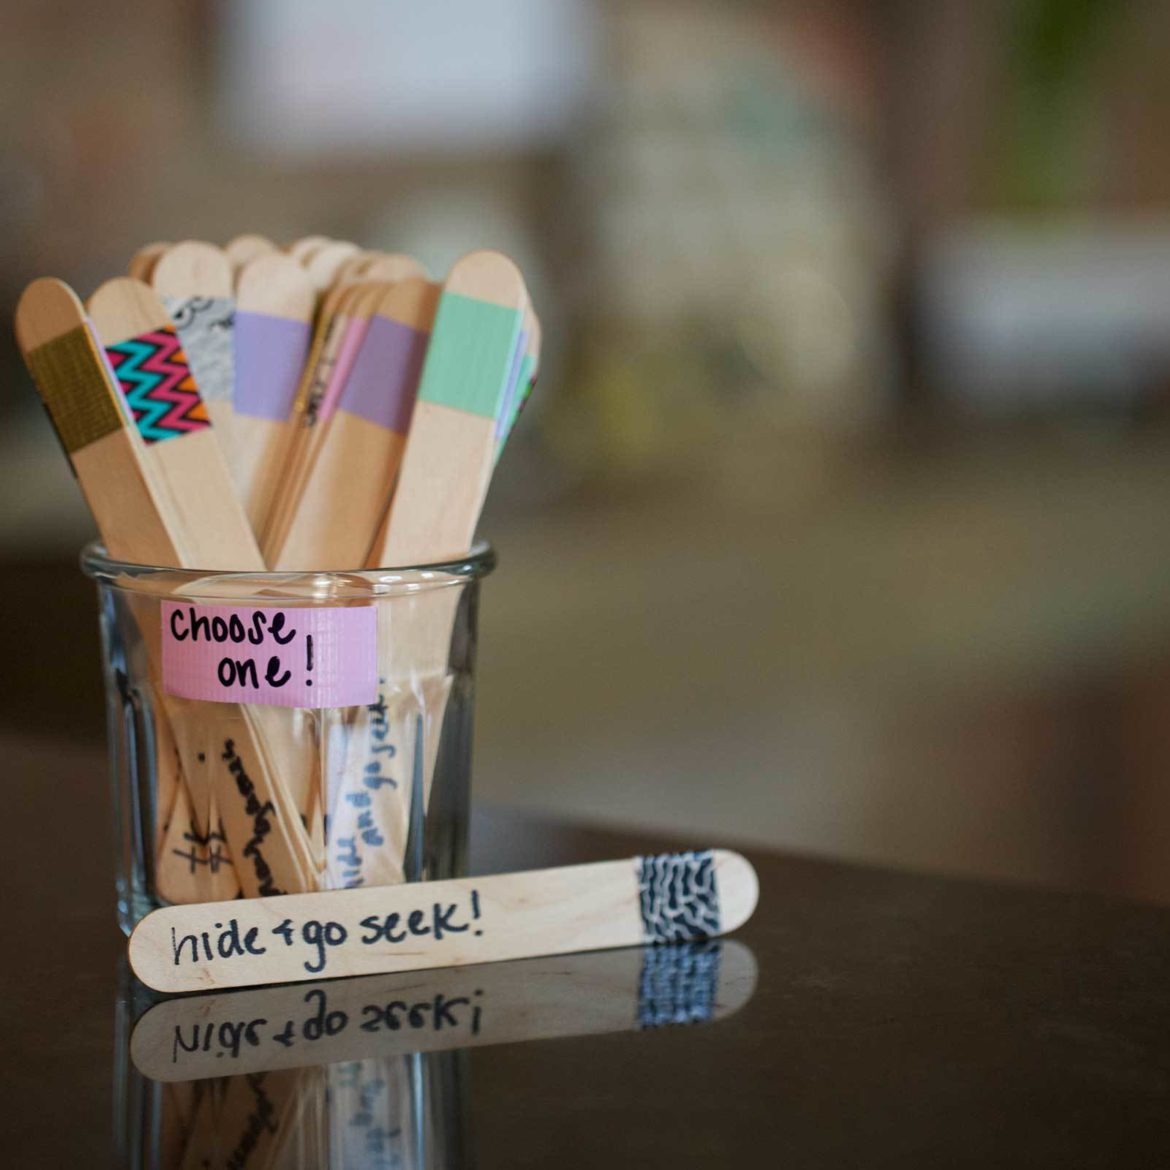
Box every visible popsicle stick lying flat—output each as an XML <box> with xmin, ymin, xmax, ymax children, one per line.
<box><xmin>131</xmin><ymin>940</ymin><xmax>756</xmax><ymax>1081</ymax></box>
<box><xmin>129</xmin><ymin>848</ymin><xmax>757</xmax><ymax>992</ymax></box>
<box><xmin>231</xmin><ymin>253</ymin><xmax>315</xmax><ymax>531</ymax></box>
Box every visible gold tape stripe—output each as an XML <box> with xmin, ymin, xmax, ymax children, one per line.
<box><xmin>25</xmin><ymin>325</ymin><xmax>123</xmax><ymax>454</ymax></box>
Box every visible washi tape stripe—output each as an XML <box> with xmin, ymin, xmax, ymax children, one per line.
<box><xmin>494</xmin><ymin>327</ymin><xmax>529</xmax><ymax>440</ymax></box>
<box><xmin>24</xmin><ymin>326</ymin><xmax>124</xmax><ymax>453</ymax></box>
<box><xmin>311</xmin><ymin>315</ymin><xmax>371</xmax><ymax>425</ymax></box>
<box><xmin>341</xmin><ymin>315</ymin><xmax>429</xmax><ymax>433</ymax></box>
<box><xmin>105</xmin><ymin>325</ymin><xmax>210</xmax><ymax>444</ymax></box>
<box><xmin>163</xmin><ymin>295</ymin><xmax>235</xmax><ymax>404</ymax></box>
<box><xmin>234</xmin><ymin>311</ymin><xmax>311</xmax><ymax>421</ymax></box>
<box><xmin>417</xmin><ymin>292</ymin><xmax>522</xmax><ymax>419</ymax></box>
<box><xmin>636</xmin><ymin>850</ymin><xmax>721</xmax><ymax>943</ymax></box>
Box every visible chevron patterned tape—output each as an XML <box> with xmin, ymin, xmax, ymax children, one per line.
<box><xmin>105</xmin><ymin>325</ymin><xmax>210</xmax><ymax>444</ymax></box>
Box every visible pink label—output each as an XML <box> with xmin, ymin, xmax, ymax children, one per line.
<box><xmin>161</xmin><ymin>602</ymin><xmax>377</xmax><ymax>709</ymax></box>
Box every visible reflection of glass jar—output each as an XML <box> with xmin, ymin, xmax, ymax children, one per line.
<box><xmin>83</xmin><ymin>542</ymin><xmax>494</xmax><ymax>933</ymax></box>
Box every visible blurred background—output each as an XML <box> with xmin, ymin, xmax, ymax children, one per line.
<box><xmin>4</xmin><ymin>0</ymin><xmax>1170</xmax><ymax>903</ymax></box>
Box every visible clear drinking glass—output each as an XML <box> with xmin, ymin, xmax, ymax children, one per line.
<box><xmin>82</xmin><ymin>541</ymin><xmax>495</xmax><ymax>933</ymax></box>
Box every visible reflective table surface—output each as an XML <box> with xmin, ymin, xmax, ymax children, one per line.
<box><xmin>3</xmin><ymin>734</ymin><xmax>1169</xmax><ymax>1168</ymax></box>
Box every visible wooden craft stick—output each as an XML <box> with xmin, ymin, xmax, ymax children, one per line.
<box><xmin>230</xmin><ymin>254</ymin><xmax>315</xmax><ymax>532</ymax></box>
<box><xmin>346</xmin><ymin>253</ymin><xmax>529</xmax><ymax>878</ymax></box>
<box><xmin>88</xmin><ymin>281</ymin><xmax>316</xmax><ymax>897</ymax></box>
<box><xmin>359</xmin><ymin>253</ymin><xmax>428</xmax><ymax>283</ymax></box>
<box><xmin>371</xmin><ymin>250</ymin><xmax>525</xmax><ymax>566</ymax></box>
<box><xmin>270</xmin><ymin>279</ymin><xmax>438</xmax><ymax>570</ymax></box>
<box><xmin>150</xmin><ymin>242</ymin><xmax>240</xmax><ymax>476</ymax></box>
<box><xmin>15</xmin><ymin>279</ymin><xmax>179</xmax><ymax>562</ymax></box>
<box><xmin>303</xmin><ymin>240</ymin><xmax>360</xmax><ymax>291</ymax></box>
<box><xmin>87</xmin><ymin>277</ymin><xmax>261</xmax><ymax>570</ymax></box>
<box><xmin>286</xmin><ymin>235</ymin><xmax>330</xmax><ymax>262</ymax></box>
<box><xmin>259</xmin><ymin>282</ymin><xmax>384</xmax><ymax>559</ymax></box>
<box><xmin>15</xmin><ymin>280</ymin><xmax>238</xmax><ymax>901</ymax></box>
<box><xmin>497</xmin><ymin>310</ymin><xmax>542</xmax><ymax>460</ymax></box>
<box><xmin>225</xmin><ymin>233</ymin><xmax>278</xmax><ymax>272</ymax></box>
<box><xmin>131</xmin><ymin>940</ymin><xmax>756</xmax><ymax>1081</ymax></box>
<box><xmin>129</xmin><ymin>241</ymin><xmax>170</xmax><ymax>282</ymax></box>
<box><xmin>129</xmin><ymin>849</ymin><xmax>757</xmax><ymax>992</ymax></box>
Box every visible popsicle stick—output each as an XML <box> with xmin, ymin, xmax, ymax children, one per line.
<box><xmin>497</xmin><ymin>309</ymin><xmax>542</xmax><ymax>460</ymax></box>
<box><xmin>130</xmin><ymin>849</ymin><xmax>756</xmax><ymax>993</ymax></box>
<box><xmin>359</xmin><ymin>253</ymin><xmax>428</xmax><ymax>283</ymax></box>
<box><xmin>151</xmin><ymin>242</ymin><xmax>240</xmax><ymax>478</ymax></box>
<box><xmin>131</xmin><ymin>940</ymin><xmax>756</xmax><ymax>1081</ymax></box>
<box><xmin>231</xmin><ymin>254</ymin><xmax>315</xmax><ymax>532</ymax></box>
<box><xmin>78</xmin><ymin>280</ymin><xmax>315</xmax><ymax>893</ymax></box>
<box><xmin>303</xmin><ymin>240</ymin><xmax>360</xmax><ymax>291</ymax></box>
<box><xmin>270</xmin><ymin>279</ymin><xmax>438</xmax><ymax>570</ymax></box>
<box><xmin>129</xmin><ymin>241</ymin><xmax>170</xmax><ymax>282</ymax></box>
<box><xmin>286</xmin><ymin>235</ymin><xmax>330</xmax><ymax>262</ymax></box>
<box><xmin>87</xmin><ymin>277</ymin><xmax>262</xmax><ymax>570</ymax></box>
<box><xmin>259</xmin><ymin>282</ymin><xmax>384</xmax><ymax>559</ymax></box>
<box><xmin>225</xmin><ymin>233</ymin><xmax>278</xmax><ymax>272</ymax></box>
<box><xmin>15</xmin><ymin>280</ymin><xmax>238</xmax><ymax>898</ymax></box>
<box><xmin>371</xmin><ymin>250</ymin><xmax>525</xmax><ymax>566</ymax></box>
<box><xmin>15</xmin><ymin>279</ymin><xmax>180</xmax><ymax>563</ymax></box>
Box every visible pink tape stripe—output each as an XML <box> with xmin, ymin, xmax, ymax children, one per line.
<box><xmin>161</xmin><ymin>602</ymin><xmax>377</xmax><ymax>709</ymax></box>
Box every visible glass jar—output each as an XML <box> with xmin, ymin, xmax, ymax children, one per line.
<box><xmin>82</xmin><ymin>541</ymin><xmax>495</xmax><ymax>933</ymax></box>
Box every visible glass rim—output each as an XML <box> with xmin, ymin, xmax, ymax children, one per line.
<box><xmin>80</xmin><ymin>539</ymin><xmax>496</xmax><ymax>598</ymax></box>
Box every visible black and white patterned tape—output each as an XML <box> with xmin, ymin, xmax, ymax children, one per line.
<box><xmin>637</xmin><ymin>940</ymin><xmax>721</xmax><ymax>1028</ymax></box>
<box><xmin>636</xmin><ymin>850</ymin><xmax>721</xmax><ymax>944</ymax></box>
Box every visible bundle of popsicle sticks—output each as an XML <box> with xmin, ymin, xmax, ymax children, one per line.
<box><xmin>15</xmin><ymin>234</ymin><xmax>540</xmax><ymax>905</ymax></box>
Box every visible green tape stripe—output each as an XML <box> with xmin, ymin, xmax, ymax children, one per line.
<box><xmin>25</xmin><ymin>326</ymin><xmax>123</xmax><ymax>454</ymax></box>
<box><xmin>417</xmin><ymin>292</ymin><xmax>522</xmax><ymax>420</ymax></box>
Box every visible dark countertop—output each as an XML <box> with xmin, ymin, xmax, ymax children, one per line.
<box><xmin>2</xmin><ymin>733</ymin><xmax>1169</xmax><ymax>1168</ymax></box>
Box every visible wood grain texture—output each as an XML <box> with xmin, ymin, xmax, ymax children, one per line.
<box><xmin>129</xmin><ymin>850</ymin><xmax>758</xmax><ymax>992</ymax></box>
<box><xmin>151</xmin><ymin>241</ymin><xmax>233</xmax><ymax>299</ymax></box>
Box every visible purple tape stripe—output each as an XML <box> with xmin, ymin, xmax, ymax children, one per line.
<box><xmin>340</xmin><ymin>315</ymin><xmax>429</xmax><ymax>433</ymax></box>
<box><xmin>495</xmin><ymin>328</ymin><xmax>529</xmax><ymax>439</ymax></box>
<box><xmin>234</xmin><ymin>311</ymin><xmax>310</xmax><ymax>421</ymax></box>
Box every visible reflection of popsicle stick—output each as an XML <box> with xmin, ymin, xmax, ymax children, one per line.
<box><xmin>231</xmin><ymin>254</ymin><xmax>314</xmax><ymax>533</ymax></box>
<box><xmin>132</xmin><ymin>941</ymin><xmax>758</xmax><ymax>1081</ymax></box>
<box><xmin>131</xmin><ymin>848</ymin><xmax>759</xmax><ymax>992</ymax></box>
